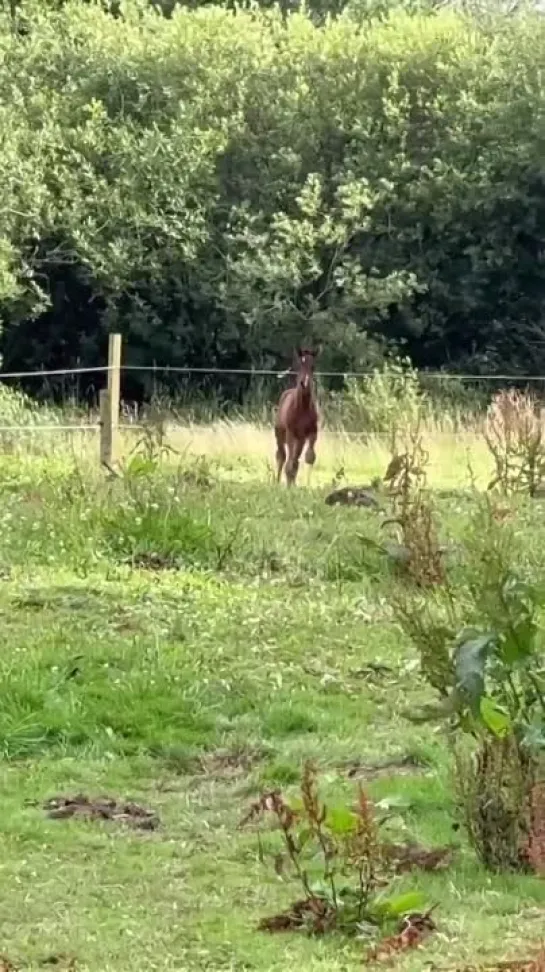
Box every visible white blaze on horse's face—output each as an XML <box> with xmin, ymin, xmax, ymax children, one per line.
<box><xmin>299</xmin><ymin>360</ymin><xmax>311</xmax><ymax>390</ymax></box>
<box><xmin>297</xmin><ymin>350</ymin><xmax>315</xmax><ymax>390</ymax></box>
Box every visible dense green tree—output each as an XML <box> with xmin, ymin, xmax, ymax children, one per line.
<box><xmin>2</xmin><ymin>0</ymin><xmax>545</xmax><ymax>397</ymax></box>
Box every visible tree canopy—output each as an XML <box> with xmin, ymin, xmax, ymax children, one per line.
<box><xmin>2</xmin><ymin>0</ymin><xmax>545</xmax><ymax>394</ymax></box>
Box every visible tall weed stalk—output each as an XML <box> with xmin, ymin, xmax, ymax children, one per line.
<box><xmin>392</xmin><ymin>495</ymin><xmax>545</xmax><ymax>870</ymax></box>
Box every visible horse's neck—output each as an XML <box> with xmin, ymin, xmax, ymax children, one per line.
<box><xmin>295</xmin><ymin>382</ymin><xmax>314</xmax><ymax>405</ymax></box>
<box><xmin>296</xmin><ymin>383</ymin><xmax>314</xmax><ymax>407</ymax></box>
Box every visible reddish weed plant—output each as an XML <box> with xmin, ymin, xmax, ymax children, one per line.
<box><xmin>240</xmin><ymin>761</ymin><xmax>435</xmax><ymax>943</ymax></box>
<box><xmin>484</xmin><ymin>388</ymin><xmax>545</xmax><ymax>496</ymax></box>
<box><xmin>382</xmin><ymin>424</ymin><xmax>445</xmax><ymax>587</ymax></box>
<box><xmin>525</xmin><ymin>781</ymin><xmax>545</xmax><ymax>876</ymax></box>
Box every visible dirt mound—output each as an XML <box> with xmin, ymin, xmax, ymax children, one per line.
<box><xmin>43</xmin><ymin>794</ymin><xmax>159</xmax><ymax>830</ymax></box>
<box><xmin>325</xmin><ymin>486</ymin><xmax>380</xmax><ymax>508</ymax></box>
<box><xmin>344</xmin><ymin>752</ymin><xmax>429</xmax><ymax>780</ymax></box>
<box><xmin>128</xmin><ymin>552</ymin><xmax>178</xmax><ymax>571</ymax></box>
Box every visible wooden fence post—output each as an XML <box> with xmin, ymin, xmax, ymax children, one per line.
<box><xmin>100</xmin><ymin>333</ymin><xmax>122</xmax><ymax>470</ymax></box>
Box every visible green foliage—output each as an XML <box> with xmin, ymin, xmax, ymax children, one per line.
<box><xmin>453</xmin><ymin>730</ymin><xmax>539</xmax><ymax>872</ymax></box>
<box><xmin>0</xmin><ymin>414</ymin><xmax>543</xmax><ymax>963</ymax></box>
<box><xmin>97</xmin><ymin>474</ymin><xmax>234</xmax><ymax>569</ymax></box>
<box><xmin>240</xmin><ymin>761</ymin><xmax>428</xmax><ymax>937</ymax></box>
<box><xmin>0</xmin><ymin>385</ymin><xmax>81</xmax><ymax>452</ymax></box>
<box><xmin>340</xmin><ymin>358</ymin><xmax>425</xmax><ymax>437</ymax></box>
<box><xmin>402</xmin><ymin>500</ymin><xmax>545</xmax><ymax>751</ymax></box>
<box><xmin>3</xmin><ymin>2</ymin><xmax>545</xmax><ymax>386</ymax></box>
<box><xmin>0</xmin><ymin>385</ymin><xmax>41</xmax><ymax>423</ymax></box>
<box><xmin>484</xmin><ymin>389</ymin><xmax>545</xmax><ymax>496</ymax></box>
<box><xmin>375</xmin><ymin>423</ymin><xmax>446</xmax><ymax>587</ymax></box>
<box><xmin>456</xmin><ymin>516</ymin><xmax>545</xmax><ymax>751</ymax></box>
<box><xmin>394</xmin><ymin>494</ymin><xmax>545</xmax><ymax>872</ymax></box>
<box><xmin>0</xmin><ymin>384</ymin><xmax>76</xmax><ymax>429</ymax></box>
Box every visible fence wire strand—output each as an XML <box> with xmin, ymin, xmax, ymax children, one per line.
<box><xmin>0</xmin><ymin>361</ymin><xmax>542</xmax><ymax>439</ymax></box>
<box><xmin>0</xmin><ymin>364</ymin><xmax>544</xmax><ymax>381</ymax></box>
<box><xmin>0</xmin><ymin>424</ymin><xmax>100</xmax><ymax>432</ymax></box>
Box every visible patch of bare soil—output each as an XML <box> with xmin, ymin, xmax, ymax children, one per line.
<box><xmin>325</xmin><ymin>485</ymin><xmax>381</xmax><ymax>508</ymax></box>
<box><xmin>153</xmin><ymin>742</ymin><xmax>269</xmax><ymax>779</ymax></box>
<box><xmin>39</xmin><ymin>956</ymin><xmax>77</xmax><ymax>969</ymax></box>
<box><xmin>381</xmin><ymin>840</ymin><xmax>455</xmax><ymax>873</ymax></box>
<box><xmin>259</xmin><ymin>899</ymin><xmax>439</xmax><ymax>959</ymax></box>
<box><xmin>198</xmin><ymin>744</ymin><xmax>269</xmax><ymax>779</ymax></box>
<box><xmin>42</xmin><ymin>794</ymin><xmax>159</xmax><ymax>830</ymax></box>
<box><xmin>128</xmin><ymin>552</ymin><xmax>178</xmax><ymax>571</ymax></box>
<box><xmin>347</xmin><ymin>662</ymin><xmax>396</xmax><ymax>684</ymax></box>
<box><xmin>0</xmin><ymin>952</ymin><xmax>77</xmax><ymax>970</ymax></box>
<box><xmin>366</xmin><ymin>909</ymin><xmax>438</xmax><ymax>962</ymax></box>
<box><xmin>454</xmin><ymin>945</ymin><xmax>545</xmax><ymax>972</ymax></box>
<box><xmin>344</xmin><ymin>753</ymin><xmax>430</xmax><ymax>780</ymax></box>
<box><xmin>258</xmin><ymin>896</ymin><xmax>336</xmax><ymax>935</ymax></box>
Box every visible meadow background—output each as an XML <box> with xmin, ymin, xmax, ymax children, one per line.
<box><xmin>2</xmin><ymin>0</ymin><xmax>545</xmax><ymax>966</ymax></box>
<box><xmin>0</xmin><ymin>366</ymin><xmax>540</xmax><ymax>970</ymax></box>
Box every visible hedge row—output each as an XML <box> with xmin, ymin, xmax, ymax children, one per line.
<box><xmin>2</xmin><ymin>1</ymin><xmax>545</xmax><ymax>394</ymax></box>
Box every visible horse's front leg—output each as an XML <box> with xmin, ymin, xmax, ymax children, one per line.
<box><xmin>285</xmin><ymin>434</ymin><xmax>304</xmax><ymax>486</ymax></box>
<box><xmin>275</xmin><ymin>426</ymin><xmax>286</xmax><ymax>483</ymax></box>
<box><xmin>304</xmin><ymin>429</ymin><xmax>318</xmax><ymax>467</ymax></box>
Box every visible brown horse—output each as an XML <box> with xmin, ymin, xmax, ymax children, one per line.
<box><xmin>275</xmin><ymin>347</ymin><xmax>319</xmax><ymax>486</ymax></box>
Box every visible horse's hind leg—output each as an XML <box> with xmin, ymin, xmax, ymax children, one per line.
<box><xmin>286</xmin><ymin>434</ymin><xmax>304</xmax><ymax>486</ymax></box>
<box><xmin>275</xmin><ymin>427</ymin><xmax>286</xmax><ymax>483</ymax></box>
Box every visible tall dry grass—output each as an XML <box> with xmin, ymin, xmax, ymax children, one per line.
<box><xmin>0</xmin><ymin>415</ymin><xmax>493</xmax><ymax>489</ymax></box>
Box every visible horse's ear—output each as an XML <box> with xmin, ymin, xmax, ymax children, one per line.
<box><xmin>295</xmin><ymin>346</ymin><xmax>303</xmax><ymax>361</ymax></box>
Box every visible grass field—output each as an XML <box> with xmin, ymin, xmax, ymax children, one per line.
<box><xmin>0</xmin><ymin>416</ymin><xmax>543</xmax><ymax>971</ymax></box>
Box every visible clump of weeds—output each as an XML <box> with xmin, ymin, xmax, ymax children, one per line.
<box><xmin>484</xmin><ymin>388</ymin><xmax>545</xmax><ymax>497</ymax></box>
<box><xmin>392</xmin><ymin>495</ymin><xmax>545</xmax><ymax>872</ymax></box>
<box><xmin>358</xmin><ymin>419</ymin><xmax>445</xmax><ymax>588</ymax></box>
<box><xmin>239</xmin><ymin>760</ymin><xmax>437</xmax><ymax>956</ymax></box>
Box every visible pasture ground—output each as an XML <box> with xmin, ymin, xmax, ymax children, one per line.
<box><xmin>0</xmin><ymin>419</ymin><xmax>543</xmax><ymax>971</ymax></box>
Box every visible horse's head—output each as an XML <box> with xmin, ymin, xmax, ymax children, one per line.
<box><xmin>295</xmin><ymin>346</ymin><xmax>318</xmax><ymax>391</ymax></box>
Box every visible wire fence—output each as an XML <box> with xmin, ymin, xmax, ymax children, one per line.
<box><xmin>1</xmin><ymin>360</ymin><xmax>545</xmax><ymax>438</ymax></box>
<box><xmin>0</xmin><ymin>424</ymin><xmax>100</xmax><ymax>432</ymax></box>
<box><xmin>3</xmin><ymin>363</ymin><xmax>545</xmax><ymax>380</ymax></box>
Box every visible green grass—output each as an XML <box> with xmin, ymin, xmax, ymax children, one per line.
<box><xmin>0</xmin><ymin>424</ymin><xmax>542</xmax><ymax>971</ymax></box>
